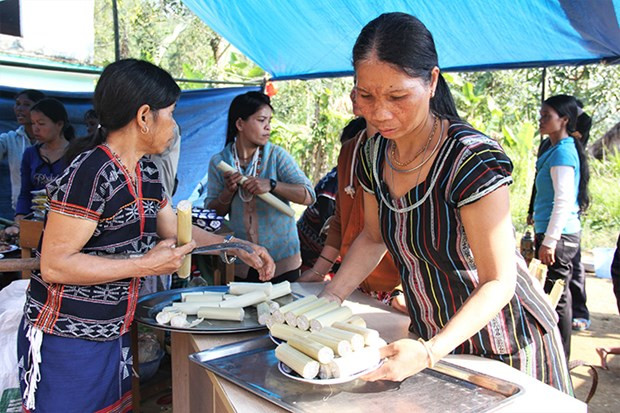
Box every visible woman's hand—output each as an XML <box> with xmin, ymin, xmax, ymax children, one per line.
<box><xmin>362</xmin><ymin>339</ymin><xmax>429</xmax><ymax>382</ymax></box>
<box><xmin>538</xmin><ymin>244</ymin><xmax>556</xmax><ymax>266</ymax></box>
<box><xmin>4</xmin><ymin>225</ymin><xmax>20</xmax><ymax>236</ymax></box>
<box><xmin>233</xmin><ymin>239</ymin><xmax>275</xmax><ymax>281</ymax></box>
<box><xmin>241</xmin><ymin>177</ymin><xmax>271</xmax><ymax>195</ymax></box>
<box><xmin>138</xmin><ymin>238</ymin><xmax>196</xmax><ymax>276</ymax></box>
<box><xmin>526</xmin><ymin>213</ymin><xmax>534</xmax><ymax>226</ymax></box>
<box><xmin>223</xmin><ymin>171</ymin><xmax>242</xmax><ymax>193</ymax></box>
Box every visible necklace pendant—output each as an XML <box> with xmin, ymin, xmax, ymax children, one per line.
<box><xmin>344</xmin><ymin>185</ymin><xmax>356</xmax><ymax>198</ymax></box>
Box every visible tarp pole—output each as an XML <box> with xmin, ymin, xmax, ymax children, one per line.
<box><xmin>541</xmin><ymin>67</ymin><xmax>547</xmax><ymax>105</ymax></box>
<box><xmin>112</xmin><ymin>0</ymin><xmax>120</xmax><ymax>61</ymax></box>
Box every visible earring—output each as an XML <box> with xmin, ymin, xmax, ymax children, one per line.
<box><xmin>141</xmin><ymin>126</ymin><xmax>149</xmax><ymax>134</ymax></box>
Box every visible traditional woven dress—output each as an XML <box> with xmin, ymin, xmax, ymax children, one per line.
<box><xmin>357</xmin><ymin>121</ymin><xmax>573</xmax><ymax>394</ymax></box>
<box><xmin>18</xmin><ymin>145</ymin><xmax>167</xmax><ymax>411</ymax></box>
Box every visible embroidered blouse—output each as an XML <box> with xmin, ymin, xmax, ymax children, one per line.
<box><xmin>23</xmin><ymin>145</ymin><xmax>167</xmax><ymax>341</ymax></box>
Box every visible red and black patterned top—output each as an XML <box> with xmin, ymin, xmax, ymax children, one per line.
<box><xmin>23</xmin><ymin>145</ymin><xmax>168</xmax><ymax>341</ymax></box>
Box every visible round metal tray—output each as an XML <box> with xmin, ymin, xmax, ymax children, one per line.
<box><xmin>135</xmin><ymin>285</ymin><xmax>297</xmax><ymax>334</ymax></box>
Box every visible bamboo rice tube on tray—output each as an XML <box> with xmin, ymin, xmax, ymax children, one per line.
<box><xmin>228</xmin><ymin>281</ymin><xmax>273</xmax><ymax>296</ymax></box>
<box><xmin>331</xmin><ymin>322</ymin><xmax>380</xmax><ymax>346</ymax></box>
<box><xmin>275</xmin><ymin>343</ymin><xmax>319</xmax><ymax>380</ymax></box>
<box><xmin>284</xmin><ymin>297</ymin><xmax>328</xmax><ymax>326</ymax></box>
<box><xmin>176</xmin><ymin>200</ymin><xmax>193</xmax><ymax>279</ymax></box>
<box><xmin>288</xmin><ymin>336</ymin><xmax>334</xmax><ymax>364</ymax></box>
<box><xmin>180</xmin><ymin>291</ymin><xmax>203</xmax><ymax>301</ymax></box>
<box><xmin>296</xmin><ymin>301</ymin><xmax>340</xmax><ymax>331</ymax></box>
<box><xmin>344</xmin><ymin>315</ymin><xmax>367</xmax><ymax>328</ymax></box>
<box><xmin>170</xmin><ymin>302</ymin><xmax>208</xmax><ymax>315</ymax></box>
<box><xmin>271</xmin><ymin>295</ymin><xmax>317</xmax><ymax>324</ymax></box>
<box><xmin>219</xmin><ymin>290</ymin><xmax>268</xmax><ymax>308</ymax></box>
<box><xmin>308</xmin><ymin>331</ymin><xmax>352</xmax><ymax>357</ymax></box>
<box><xmin>329</xmin><ymin>346</ymin><xmax>381</xmax><ymax>379</ymax></box>
<box><xmin>257</xmin><ymin>302</ymin><xmax>271</xmax><ymax>325</ymax></box>
<box><xmin>197</xmin><ymin>306</ymin><xmax>244</xmax><ymax>321</ymax></box>
<box><xmin>269</xmin><ymin>323</ymin><xmax>310</xmax><ymax>342</ymax></box>
<box><xmin>267</xmin><ymin>281</ymin><xmax>292</xmax><ymax>300</ymax></box>
<box><xmin>320</xmin><ymin>326</ymin><xmax>365</xmax><ymax>351</ymax></box>
<box><xmin>319</xmin><ymin>363</ymin><xmax>333</xmax><ymax>380</ymax></box>
<box><xmin>309</xmin><ymin>306</ymin><xmax>353</xmax><ymax>332</ymax></box>
<box><xmin>183</xmin><ymin>294</ymin><xmax>224</xmax><ymax>303</ymax></box>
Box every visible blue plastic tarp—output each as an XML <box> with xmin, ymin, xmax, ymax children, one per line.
<box><xmin>0</xmin><ymin>85</ymin><xmax>258</xmax><ymax>219</ymax></box>
<box><xmin>183</xmin><ymin>0</ymin><xmax>620</xmax><ymax>80</ymax></box>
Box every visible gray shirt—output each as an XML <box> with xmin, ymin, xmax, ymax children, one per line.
<box><xmin>0</xmin><ymin>126</ymin><xmax>32</xmax><ymax>210</ymax></box>
<box><xmin>147</xmin><ymin>125</ymin><xmax>180</xmax><ymax>201</ymax></box>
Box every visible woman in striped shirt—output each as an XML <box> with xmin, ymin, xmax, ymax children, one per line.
<box><xmin>322</xmin><ymin>12</ymin><xmax>572</xmax><ymax>394</ymax></box>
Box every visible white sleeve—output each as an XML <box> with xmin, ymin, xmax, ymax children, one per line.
<box><xmin>542</xmin><ymin>166</ymin><xmax>575</xmax><ymax>249</ymax></box>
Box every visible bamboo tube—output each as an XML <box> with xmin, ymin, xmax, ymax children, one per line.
<box><xmin>184</xmin><ymin>294</ymin><xmax>224</xmax><ymax>303</ymax></box>
<box><xmin>267</xmin><ymin>281</ymin><xmax>292</xmax><ymax>300</ymax></box>
<box><xmin>288</xmin><ymin>336</ymin><xmax>334</xmax><ymax>364</ymax></box>
<box><xmin>296</xmin><ymin>301</ymin><xmax>340</xmax><ymax>331</ymax></box>
<box><xmin>197</xmin><ymin>306</ymin><xmax>244</xmax><ymax>321</ymax></box>
<box><xmin>275</xmin><ymin>343</ymin><xmax>319</xmax><ymax>379</ymax></box>
<box><xmin>217</xmin><ymin>161</ymin><xmax>295</xmax><ymax>217</ymax></box>
<box><xmin>176</xmin><ymin>200</ymin><xmax>193</xmax><ymax>278</ymax></box>
<box><xmin>180</xmin><ymin>291</ymin><xmax>203</xmax><ymax>301</ymax></box>
<box><xmin>319</xmin><ymin>363</ymin><xmax>333</xmax><ymax>380</ymax></box>
<box><xmin>344</xmin><ymin>315</ymin><xmax>367</xmax><ymax>328</ymax></box>
<box><xmin>284</xmin><ymin>297</ymin><xmax>328</xmax><ymax>326</ymax></box>
<box><xmin>329</xmin><ymin>347</ymin><xmax>381</xmax><ymax>378</ymax></box>
<box><xmin>219</xmin><ymin>290</ymin><xmax>269</xmax><ymax>308</ymax></box>
<box><xmin>308</xmin><ymin>331</ymin><xmax>352</xmax><ymax>356</ymax></box>
<box><xmin>309</xmin><ymin>306</ymin><xmax>353</xmax><ymax>332</ymax></box>
<box><xmin>331</xmin><ymin>322</ymin><xmax>380</xmax><ymax>346</ymax></box>
<box><xmin>228</xmin><ymin>281</ymin><xmax>273</xmax><ymax>296</ymax></box>
<box><xmin>271</xmin><ymin>295</ymin><xmax>317</xmax><ymax>324</ymax></box>
<box><xmin>269</xmin><ymin>323</ymin><xmax>310</xmax><ymax>342</ymax></box>
<box><xmin>257</xmin><ymin>302</ymin><xmax>271</xmax><ymax>325</ymax></box>
<box><xmin>319</xmin><ymin>326</ymin><xmax>364</xmax><ymax>351</ymax></box>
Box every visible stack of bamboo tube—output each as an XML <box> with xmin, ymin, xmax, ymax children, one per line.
<box><xmin>266</xmin><ymin>296</ymin><xmax>385</xmax><ymax>380</ymax></box>
<box><xmin>154</xmin><ymin>281</ymin><xmax>293</xmax><ymax>328</ymax></box>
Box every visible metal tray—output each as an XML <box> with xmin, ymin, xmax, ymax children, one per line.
<box><xmin>135</xmin><ymin>286</ymin><xmax>296</xmax><ymax>334</ymax></box>
<box><xmin>190</xmin><ymin>335</ymin><xmax>524</xmax><ymax>412</ymax></box>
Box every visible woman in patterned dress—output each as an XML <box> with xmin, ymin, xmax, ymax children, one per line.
<box><xmin>18</xmin><ymin>59</ymin><xmax>275</xmax><ymax>412</ymax></box>
<box><xmin>321</xmin><ymin>12</ymin><xmax>573</xmax><ymax>394</ymax></box>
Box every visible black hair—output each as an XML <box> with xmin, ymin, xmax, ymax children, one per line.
<box><xmin>340</xmin><ymin>117</ymin><xmax>367</xmax><ymax>143</ymax></box>
<box><xmin>15</xmin><ymin>89</ymin><xmax>45</xmax><ymax>103</ymax></box>
<box><xmin>543</xmin><ymin>94</ymin><xmax>590</xmax><ymax>213</ymax></box>
<box><xmin>31</xmin><ymin>98</ymin><xmax>75</xmax><ymax>141</ymax></box>
<box><xmin>226</xmin><ymin>91</ymin><xmax>273</xmax><ymax>145</ymax></box>
<box><xmin>352</xmin><ymin>12</ymin><xmax>460</xmax><ymax>120</ymax></box>
<box><xmin>85</xmin><ymin>59</ymin><xmax>180</xmax><ymax>152</ymax></box>
<box><xmin>84</xmin><ymin>109</ymin><xmax>98</xmax><ymax>120</ymax></box>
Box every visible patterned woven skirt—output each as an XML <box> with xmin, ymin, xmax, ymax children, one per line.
<box><xmin>17</xmin><ymin>318</ymin><xmax>133</xmax><ymax>412</ymax></box>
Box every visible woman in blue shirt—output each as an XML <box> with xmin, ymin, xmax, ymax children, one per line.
<box><xmin>15</xmin><ymin>98</ymin><xmax>74</xmax><ymax>219</ymax></box>
<box><xmin>206</xmin><ymin>92</ymin><xmax>315</xmax><ymax>283</ymax></box>
<box><xmin>533</xmin><ymin>94</ymin><xmax>590</xmax><ymax>359</ymax></box>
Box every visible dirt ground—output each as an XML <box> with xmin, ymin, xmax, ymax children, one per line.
<box><xmin>570</xmin><ymin>273</ymin><xmax>619</xmax><ymax>412</ymax></box>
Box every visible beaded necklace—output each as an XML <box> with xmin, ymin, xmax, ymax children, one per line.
<box><xmin>232</xmin><ymin>138</ymin><xmax>262</xmax><ymax>202</ymax></box>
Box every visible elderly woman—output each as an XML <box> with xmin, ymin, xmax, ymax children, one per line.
<box><xmin>206</xmin><ymin>91</ymin><xmax>315</xmax><ymax>283</ymax></box>
<box><xmin>18</xmin><ymin>59</ymin><xmax>274</xmax><ymax>411</ymax></box>
<box><xmin>321</xmin><ymin>13</ymin><xmax>572</xmax><ymax>394</ymax></box>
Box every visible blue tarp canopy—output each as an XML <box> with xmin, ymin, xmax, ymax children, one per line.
<box><xmin>0</xmin><ymin>85</ymin><xmax>258</xmax><ymax>218</ymax></box>
<box><xmin>183</xmin><ymin>0</ymin><xmax>620</xmax><ymax>80</ymax></box>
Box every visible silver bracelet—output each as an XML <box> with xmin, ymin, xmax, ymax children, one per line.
<box><xmin>220</xmin><ymin>234</ymin><xmax>237</xmax><ymax>264</ymax></box>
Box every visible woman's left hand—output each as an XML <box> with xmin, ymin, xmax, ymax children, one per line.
<box><xmin>241</xmin><ymin>177</ymin><xmax>271</xmax><ymax>195</ymax></box>
<box><xmin>362</xmin><ymin>339</ymin><xmax>429</xmax><ymax>382</ymax></box>
<box><xmin>234</xmin><ymin>240</ymin><xmax>276</xmax><ymax>281</ymax></box>
<box><xmin>539</xmin><ymin>244</ymin><xmax>556</xmax><ymax>266</ymax></box>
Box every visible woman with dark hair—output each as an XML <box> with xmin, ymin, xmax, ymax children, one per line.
<box><xmin>321</xmin><ymin>12</ymin><xmax>572</xmax><ymax>394</ymax></box>
<box><xmin>206</xmin><ymin>91</ymin><xmax>315</xmax><ymax>283</ymax></box>
<box><xmin>0</xmin><ymin>89</ymin><xmax>45</xmax><ymax>214</ymax></box>
<box><xmin>15</xmin><ymin>98</ymin><xmax>74</xmax><ymax>220</ymax></box>
<box><xmin>18</xmin><ymin>59</ymin><xmax>274</xmax><ymax>411</ymax></box>
<box><xmin>533</xmin><ymin>94</ymin><xmax>590</xmax><ymax>359</ymax></box>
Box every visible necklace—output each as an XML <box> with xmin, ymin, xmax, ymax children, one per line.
<box><xmin>344</xmin><ymin>129</ymin><xmax>366</xmax><ymax>198</ymax></box>
<box><xmin>104</xmin><ymin>143</ymin><xmax>137</xmax><ymax>187</ymax></box>
<box><xmin>386</xmin><ymin>117</ymin><xmax>443</xmax><ymax>174</ymax></box>
<box><xmin>390</xmin><ymin>115</ymin><xmax>437</xmax><ymax>167</ymax></box>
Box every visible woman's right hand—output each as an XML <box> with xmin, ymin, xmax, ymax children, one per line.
<box><xmin>526</xmin><ymin>213</ymin><xmax>534</xmax><ymax>226</ymax></box>
<box><xmin>138</xmin><ymin>238</ymin><xmax>196</xmax><ymax>276</ymax></box>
